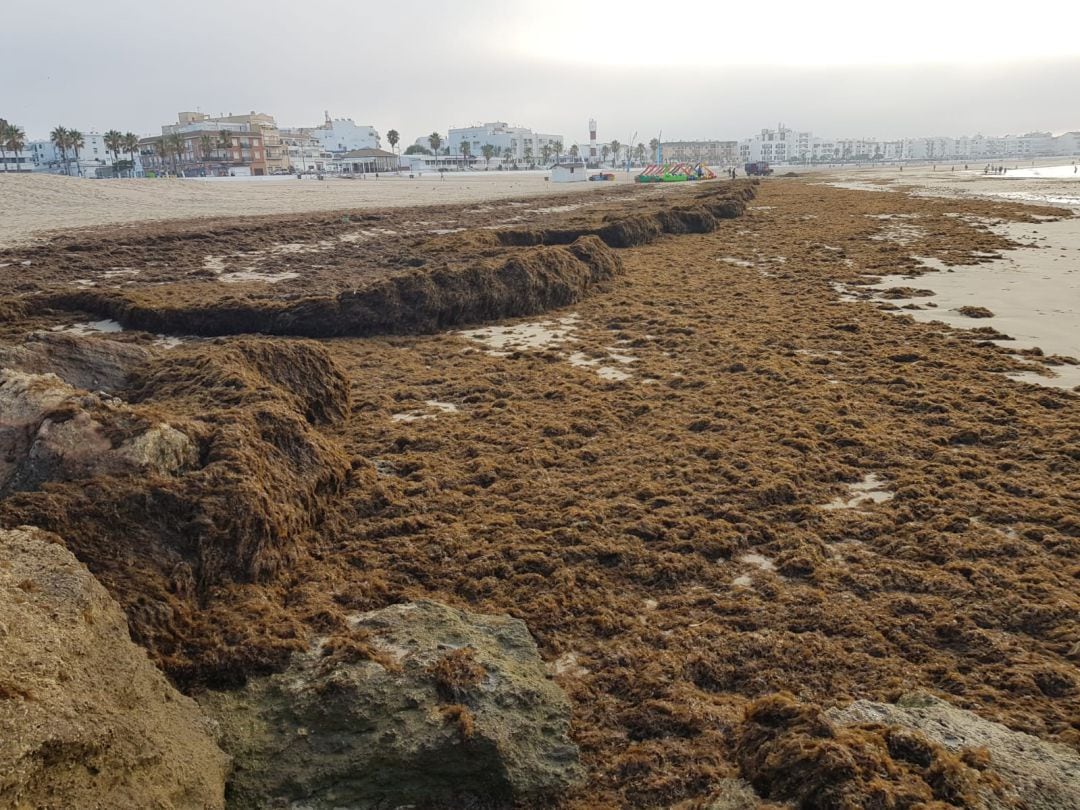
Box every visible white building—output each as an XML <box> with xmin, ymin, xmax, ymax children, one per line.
<box><xmin>448</xmin><ymin>122</ymin><xmax>563</xmax><ymax>164</ymax></box>
<box><xmin>26</xmin><ymin>131</ymin><xmax>142</xmax><ymax>176</ymax></box>
<box><xmin>551</xmin><ymin>160</ymin><xmax>587</xmax><ymax>182</ymax></box>
<box><xmin>306</xmin><ymin>114</ymin><xmax>380</xmax><ymax>153</ymax></box>
<box><xmin>280</xmin><ymin>128</ymin><xmax>332</xmax><ymax>173</ymax></box>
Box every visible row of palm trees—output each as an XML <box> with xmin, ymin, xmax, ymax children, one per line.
<box><xmin>0</xmin><ymin>119</ymin><xmax>28</xmax><ymax>172</ymax></box>
<box><xmin>407</xmin><ymin>133</ymin><xmax>659</xmax><ymax>171</ymax></box>
<box><xmin>49</xmin><ymin>126</ymin><xmax>142</xmax><ymax>177</ymax></box>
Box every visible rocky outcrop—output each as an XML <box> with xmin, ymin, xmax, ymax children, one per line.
<box><xmin>1</xmin><ymin>340</ymin><xmax>353</xmax><ymax>686</ymax></box>
<box><xmin>0</xmin><ymin>368</ymin><xmax>197</xmax><ymax>494</ymax></box>
<box><xmin>0</xmin><ymin>526</ymin><xmax>229</xmax><ymax>809</ymax></box>
<box><xmin>199</xmin><ymin>599</ymin><xmax>583</xmax><ymax>809</ymax></box>
<box><xmin>828</xmin><ymin>692</ymin><xmax>1080</xmax><ymax>810</ymax></box>
<box><xmin>0</xmin><ymin>330</ymin><xmax>152</xmax><ymax>392</ymax></box>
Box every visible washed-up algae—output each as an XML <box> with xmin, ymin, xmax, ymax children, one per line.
<box><xmin>1</xmin><ymin>179</ymin><xmax>1078</xmax><ymax>807</ymax></box>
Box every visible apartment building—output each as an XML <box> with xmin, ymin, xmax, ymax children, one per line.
<box><xmin>661</xmin><ymin>140</ymin><xmax>739</xmax><ymax>165</ymax></box>
<box><xmin>448</xmin><ymin>122</ymin><xmax>563</xmax><ymax>163</ymax></box>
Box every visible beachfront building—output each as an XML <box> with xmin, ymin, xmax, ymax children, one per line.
<box><xmin>25</xmin><ymin>131</ymin><xmax>140</xmax><ymax>176</ymax></box>
<box><xmin>305</xmin><ymin>114</ymin><xmax>380</xmax><ymax>154</ymax></box>
<box><xmin>334</xmin><ymin>148</ymin><xmax>398</xmax><ymax>175</ymax></box>
<box><xmin>448</xmin><ymin>122</ymin><xmax>563</xmax><ymax>164</ymax></box>
<box><xmin>279</xmin><ymin>129</ymin><xmax>331</xmax><ymax>173</ymax></box>
<box><xmin>661</xmin><ymin>140</ymin><xmax>739</xmax><ymax>166</ymax></box>
<box><xmin>140</xmin><ymin>118</ymin><xmax>266</xmax><ymax>176</ymax></box>
<box><xmin>162</xmin><ymin>112</ymin><xmax>281</xmax><ymax>174</ymax></box>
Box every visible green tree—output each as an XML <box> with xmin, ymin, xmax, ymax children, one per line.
<box><xmin>404</xmin><ymin>144</ymin><xmax>431</xmax><ymax>155</ymax></box>
<box><xmin>123</xmin><ymin>132</ymin><xmax>140</xmax><ymax>176</ymax></box>
<box><xmin>503</xmin><ymin>146</ymin><xmax>514</xmax><ymax>166</ymax></box>
<box><xmin>386</xmin><ymin>129</ymin><xmax>400</xmax><ymax>155</ymax></box>
<box><xmin>428</xmin><ymin>132</ymin><xmax>442</xmax><ymax>170</ymax></box>
<box><xmin>569</xmin><ymin>144</ymin><xmax>579</xmax><ymax>159</ymax></box>
<box><xmin>50</xmin><ymin>126</ymin><xmax>70</xmax><ymax>174</ymax></box>
<box><xmin>2</xmin><ymin>122</ymin><xmax>26</xmax><ymax>172</ymax></box>
<box><xmin>0</xmin><ymin>120</ymin><xmax>10</xmax><ymax>172</ymax></box>
<box><xmin>481</xmin><ymin>143</ymin><xmax>495</xmax><ymax>169</ymax></box>
<box><xmin>459</xmin><ymin>140</ymin><xmax>471</xmax><ymax>168</ymax></box>
<box><xmin>648</xmin><ymin>137</ymin><xmax>660</xmax><ymax>162</ymax></box>
<box><xmin>609</xmin><ymin>140</ymin><xmax>621</xmax><ymax>167</ymax></box>
<box><xmin>601</xmin><ymin>144</ymin><xmax>610</xmax><ymax>164</ymax></box>
<box><xmin>540</xmin><ymin>143</ymin><xmax>552</xmax><ymax>165</ymax></box>
<box><xmin>68</xmin><ymin>129</ymin><xmax>85</xmax><ymax>176</ymax></box>
<box><xmin>167</xmin><ymin>132</ymin><xmax>185</xmax><ymax>175</ymax></box>
<box><xmin>634</xmin><ymin>143</ymin><xmax>646</xmax><ymax>164</ymax></box>
<box><xmin>104</xmin><ymin>130</ymin><xmax>124</xmax><ymax>173</ymax></box>
<box><xmin>550</xmin><ymin>140</ymin><xmax>562</xmax><ymax>161</ymax></box>
<box><xmin>198</xmin><ymin>134</ymin><xmax>214</xmax><ymax>169</ymax></box>
<box><xmin>218</xmin><ymin>129</ymin><xmax>232</xmax><ymax>162</ymax></box>
<box><xmin>523</xmin><ymin>145</ymin><xmax>533</xmax><ymax>167</ymax></box>
<box><xmin>154</xmin><ymin>138</ymin><xmax>168</xmax><ymax>174</ymax></box>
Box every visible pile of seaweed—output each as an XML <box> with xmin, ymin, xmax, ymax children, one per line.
<box><xmin>23</xmin><ymin>182</ymin><xmax>757</xmax><ymax>339</ymax></box>
<box><xmin>0</xmin><ymin>339</ymin><xmax>356</xmax><ymax>686</ymax></box>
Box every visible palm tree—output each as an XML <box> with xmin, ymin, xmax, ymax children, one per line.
<box><xmin>198</xmin><ymin>134</ymin><xmax>213</xmax><ymax>171</ymax></box>
<box><xmin>481</xmin><ymin>143</ymin><xmax>495</xmax><ymax>169</ymax></box>
<box><xmin>104</xmin><ymin>130</ymin><xmax>124</xmax><ymax>174</ymax></box>
<box><xmin>218</xmin><ymin>129</ymin><xmax>232</xmax><ymax>163</ymax></box>
<box><xmin>502</xmin><ymin>145</ymin><xmax>514</xmax><ymax>167</ymax></box>
<box><xmin>601</xmin><ymin>144</ymin><xmax>610</xmax><ymax>164</ymax></box>
<box><xmin>540</xmin><ymin>143</ymin><xmax>552</xmax><ymax>166</ymax></box>
<box><xmin>609</xmin><ymin>140</ymin><xmax>621</xmax><ymax>168</ymax></box>
<box><xmin>523</xmin><ymin>145</ymin><xmax>533</xmax><ymax>167</ymax></box>
<box><xmin>2</xmin><ymin>122</ymin><xmax>25</xmax><ymax>172</ymax></box>
<box><xmin>649</xmin><ymin>137</ymin><xmax>660</xmax><ymax>163</ymax></box>
<box><xmin>428</xmin><ymin>132</ymin><xmax>442</xmax><ymax>171</ymax></box>
<box><xmin>459</xmin><ymin>140</ymin><xmax>471</xmax><ymax>169</ymax></box>
<box><xmin>68</xmin><ymin>129</ymin><xmax>85</xmax><ymax>177</ymax></box>
<box><xmin>551</xmin><ymin>140</ymin><xmax>562</xmax><ymax>162</ymax></box>
<box><xmin>634</xmin><ymin>143</ymin><xmax>646</xmax><ymax>165</ymax></box>
<box><xmin>167</xmin><ymin>132</ymin><xmax>185</xmax><ymax>175</ymax></box>
<box><xmin>154</xmin><ymin>139</ymin><xmax>168</xmax><ymax>174</ymax></box>
<box><xmin>123</xmin><ymin>132</ymin><xmax>140</xmax><ymax>176</ymax></box>
<box><xmin>0</xmin><ymin>120</ymin><xmax>10</xmax><ymax>172</ymax></box>
<box><xmin>50</xmin><ymin>126</ymin><xmax>70</xmax><ymax>174</ymax></box>
<box><xmin>569</xmin><ymin>144</ymin><xmax>579</xmax><ymax>160</ymax></box>
<box><xmin>386</xmin><ymin>129</ymin><xmax>399</xmax><ymax>156</ymax></box>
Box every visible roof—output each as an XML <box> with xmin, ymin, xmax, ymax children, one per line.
<box><xmin>338</xmin><ymin>148</ymin><xmax>396</xmax><ymax>158</ymax></box>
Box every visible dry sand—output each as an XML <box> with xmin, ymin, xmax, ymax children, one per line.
<box><xmin>0</xmin><ymin>170</ymin><xmax>633</xmax><ymax>249</ymax></box>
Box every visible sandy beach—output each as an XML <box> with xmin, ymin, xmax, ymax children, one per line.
<box><xmin>0</xmin><ymin>170</ymin><xmax>634</xmax><ymax>249</ymax></box>
<box><xmin>2</xmin><ymin>173</ymin><xmax>1078</xmax><ymax>807</ymax></box>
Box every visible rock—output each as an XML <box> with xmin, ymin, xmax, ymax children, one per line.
<box><xmin>0</xmin><ymin>369</ymin><xmax>197</xmax><ymax>493</ymax></box>
<box><xmin>0</xmin><ymin>526</ymin><xmax>229</xmax><ymax>809</ymax></box>
<box><xmin>0</xmin><ymin>331</ymin><xmax>152</xmax><ymax>392</ymax></box>
<box><xmin>199</xmin><ymin>599</ymin><xmax>583</xmax><ymax>809</ymax></box>
<box><xmin>828</xmin><ymin>692</ymin><xmax>1080</xmax><ymax>809</ymax></box>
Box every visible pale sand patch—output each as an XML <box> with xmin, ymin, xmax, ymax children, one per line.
<box><xmin>0</xmin><ymin>171</ymin><xmax>634</xmax><ymax>249</ymax></box>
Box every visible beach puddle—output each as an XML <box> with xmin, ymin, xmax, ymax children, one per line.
<box><xmin>390</xmin><ymin>400</ymin><xmax>460</xmax><ymax>422</ymax></box>
<box><xmin>219</xmin><ymin>271</ymin><xmax>300</xmax><ymax>284</ymax></box>
<box><xmin>821</xmin><ymin>474</ymin><xmax>894</xmax><ymax>511</ymax></box>
<box><xmin>457</xmin><ymin>315</ymin><xmax>580</xmax><ymax>355</ymax></box>
<box><xmin>53</xmin><ymin>319</ymin><xmax>124</xmax><ymax>335</ymax></box>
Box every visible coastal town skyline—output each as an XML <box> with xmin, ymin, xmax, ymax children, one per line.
<box><xmin>6</xmin><ymin>1</ymin><xmax>1080</xmax><ymax>145</ymax></box>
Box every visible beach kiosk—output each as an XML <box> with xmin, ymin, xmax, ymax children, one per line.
<box><xmin>551</xmin><ymin>160</ymin><xmax>587</xmax><ymax>183</ymax></box>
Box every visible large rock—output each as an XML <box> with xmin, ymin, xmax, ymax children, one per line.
<box><xmin>200</xmin><ymin>599</ymin><xmax>584</xmax><ymax>809</ymax></box>
<box><xmin>0</xmin><ymin>368</ymin><xmax>197</xmax><ymax>493</ymax></box>
<box><xmin>0</xmin><ymin>330</ymin><xmax>153</xmax><ymax>392</ymax></box>
<box><xmin>828</xmin><ymin>692</ymin><xmax>1080</xmax><ymax>810</ymax></box>
<box><xmin>0</xmin><ymin>526</ymin><xmax>229</xmax><ymax>809</ymax></box>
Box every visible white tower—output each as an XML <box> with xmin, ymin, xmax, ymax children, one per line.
<box><xmin>589</xmin><ymin>118</ymin><xmax>597</xmax><ymax>161</ymax></box>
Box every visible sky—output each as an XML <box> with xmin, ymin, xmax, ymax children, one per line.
<box><xmin>6</xmin><ymin>0</ymin><xmax>1080</xmax><ymax>145</ymax></box>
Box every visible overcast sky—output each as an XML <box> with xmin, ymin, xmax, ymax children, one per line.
<box><xmin>7</xmin><ymin>0</ymin><xmax>1079</xmax><ymax>144</ymax></box>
